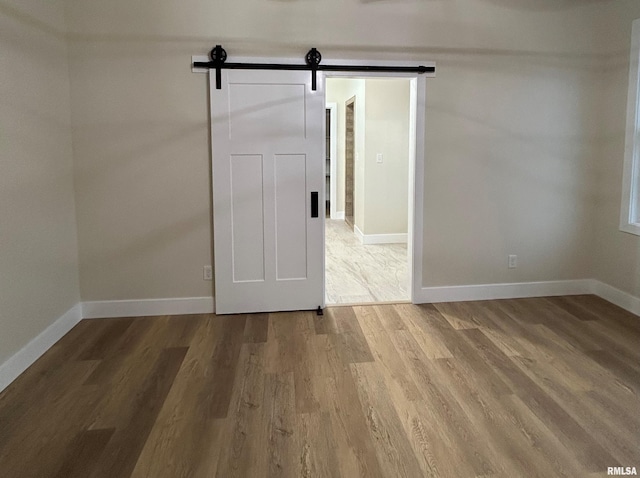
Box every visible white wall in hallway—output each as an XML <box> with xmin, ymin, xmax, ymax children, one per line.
<box><xmin>363</xmin><ymin>79</ymin><xmax>411</xmax><ymax>237</ymax></box>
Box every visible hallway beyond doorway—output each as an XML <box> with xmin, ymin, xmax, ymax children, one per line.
<box><xmin>325</xmin><ymin>220</ymin><xmax>408</xmax><ymax>304</ymax></box>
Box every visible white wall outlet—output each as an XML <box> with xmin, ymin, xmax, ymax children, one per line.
<box><xmin>203</xmin><ymin>265</ymin><xmax>213</xmax><ymax>280</ymax></box>
<box><xmin>376</xmin><ymin>153</ymin><xmax>383</xmax><ymax>163</ymax></box>
<box><xmin>508</xmin><ymin>255</ymin><xmax>517</xmax><ymax>269</ymax></box>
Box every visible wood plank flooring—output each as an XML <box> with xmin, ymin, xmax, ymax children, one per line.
<box><xmin>0</xmin><ymin>295</ymin><xmax>638</xmax><ymax>477</ymax></box>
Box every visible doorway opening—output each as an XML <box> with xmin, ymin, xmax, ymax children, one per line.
<box><xmin>344</xmin><ymin>97</ymin><xmax>356</xmax><ymax>230</ymax></box>
<box><xmin>198</xmin><ymin>53</ymin><xmax>430</xmax><ymax>314</ymax></box>
<box><xmin>324</xmin><ymin>77</ymin><xmax>416</xmax><ymax>305</ymax></box>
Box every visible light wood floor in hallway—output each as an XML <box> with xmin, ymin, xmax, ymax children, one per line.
<box><xmin>325</xmin><ymin>219</ymin><xmax>408</xmax><ymax>304</ymax></box>
<box><xmin>1</xmin><ymin>295</ymin><xmax>639</xmax><ymax>477</ymax></box>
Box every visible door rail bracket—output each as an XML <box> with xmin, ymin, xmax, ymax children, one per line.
<box><xmin>193</xmin><ymin>45</ymin><xmax>435</xmax><ymax>91</ymax></box>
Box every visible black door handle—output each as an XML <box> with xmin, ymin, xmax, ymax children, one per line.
<box><xmin>311</xmin><ymin>191</ymin><xmax>319</xmax><ymax>218</ymax></box>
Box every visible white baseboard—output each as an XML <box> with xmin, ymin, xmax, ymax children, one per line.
<box><xmin>79</xmin><ymin>282</ymin><xmax>638</xmax><ymax>319</ymax></box>
<box><xmin>592</xmin><ymin>280</ymin><xmax>640</xmax><ymax>316</ymax></box>
<box><xmin>0</xmin><ymin>304</ymin><xmax>82</xmax><ymax>394</ymax></box>
<box><xmin>331</xmin><ymin>211</ymin><xmax>345</xmax><ymax>220</ymax></box>
<box><xmin>2</xmin><ymin>280</ymin><xmax>636</xmax><ymax>394</ymax></box>
<box><xmin>82</xmin><ymin>296</ymin><xmax>214</xmax><ymax>319</ymax></box>
<box><xmin>362</xmin><ymin>233</ymin><xmax>407</xmax><ymax>245</ymax></box>
<box><xmin>351</xmin><ymin>225</ymin><xmax>407</xmax><ymax>244</ymax></box>
<box><xmin>415</xmin><ymin>279</ymin><xmax>640</xmax><ymax>317</ymax></box>
<box><xmin>415</xmin><ymin>279</ymin><xmax>594</xmax><ymax>304</ymax></box>
<box><xmin>354</xmin><ymin>225</ymin><xmax>365</xmax><ymax>244</ymax></box>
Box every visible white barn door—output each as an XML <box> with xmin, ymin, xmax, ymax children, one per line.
<box><xmin>210</xmin><ymin>69</ymin><xmax>325</xmax><ymax>314</ymax></box>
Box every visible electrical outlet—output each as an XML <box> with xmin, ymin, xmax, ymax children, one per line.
<box><xmin>508</xmin><ymin>255</ymin><xmax>517</xmax><ymax>269</ymax></box>
<box><xmin>203</xmin><ymin>265</ymin><xmax>213</xmax><ymax>280</ymax></box>
<box><xmin>376</xmin><ymin>153</ymin><xmax>383</xmax><ymax>163</ymax></box>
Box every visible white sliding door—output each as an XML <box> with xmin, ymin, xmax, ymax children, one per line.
<box><xmin>210</xmin><ymin>70</ymin><xmax>325</xmax><ymax>314</ymax></box>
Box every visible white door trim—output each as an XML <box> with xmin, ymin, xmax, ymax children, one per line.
<box><xmin>411</xmin><ymin>75</ymin><xmax>427</xmax><ymax>305</ymax></box>
<box><xmin>326</xmin><ymin>102</ymin><xmax>339</xmax><ymax>220</ymax></box>
<box><xmin>193</xmin><ymin>54</ymin><xmax>434</xmax><ymax>306</ymax></box>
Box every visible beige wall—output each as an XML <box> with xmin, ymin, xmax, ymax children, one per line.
<box><xmin>0</xmin><ymin>1</ymin><xmax>79</xmax><ymax>364</ymax></box>
<box><xmin>422</xmin><ymin>54</ymin><xmax>601</xmax><ymax>286</ymax></box>
<box><xmin>68</xmin><ymin>41</ymin><xmax>213</xmax><ymax>300</ymax></box>
<box><xmin>327</xmin><ymin>78</ymin><xmax>410</xmax><ymax>237</ymax></box>
<box><xmin>62</xmin><ymin>0</ymin><xmax>640</xmax><ymax>299</ymax></box>
<box><xmin>593</xmin><ymin>3</ymin><xmax>640</xmax><ymax>298</ymax></box>
<box><xmin>364</xmin><ymin>79</ymin><xmax>411</xmax><ymax>236</ymax></box>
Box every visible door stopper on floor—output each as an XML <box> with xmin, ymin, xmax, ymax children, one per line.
<box><xmin>317</xmin><ymin>306</ymin><xmax>323</xmax><ymax>316</ymax></box>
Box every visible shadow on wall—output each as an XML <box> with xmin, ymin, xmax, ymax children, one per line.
<box><xmin>74</xmin><ymin>120</ymin><xmax>205</xmax><ymax>190</ymax></box>
<box><xmin>0</xmin><ymin>1</ymin><xmax>64</xmax><ymax>38</ymax></box>
<box><xmin>87</xmin><ymin>209</ymin><xmax>210</xmax><ymax>271</ymax></box>
<box><xmin>477</xmin><ymin>0</ymin><xmax>615</xmax><ymax>11</ymax></box>
<box><xmin>271</xmin><ymin>0</ymin><xmax>614</xmax><ymax>11</ymax></box>
<box><xmin>1</xmin><ymin>0</ymin><xmax>618</xmax><ymax>64</ymax></box>
<box><xmin>68</xmin><ymin>39</ymin><xmax>615</xmax><ymax>65</ymax></box>
<box><xmin>72</xmin><ymin>116</ymin><xmax>213</xmax><ymax>295</ymax></box>
<box><xmin>421</xmin><ymin>53</ymin><xmax>601</xmax><ymax>285</ymax></box>
<box><xmin>268</xmin><ymin>0</ymin><xmax>614</xmax><ymax>11</ymax></box>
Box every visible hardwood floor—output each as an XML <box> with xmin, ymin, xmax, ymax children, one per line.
<box><xmin>0</xmin><ymin>295</ymin><xmax>638</xmax><ymax>477</ymax></box>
